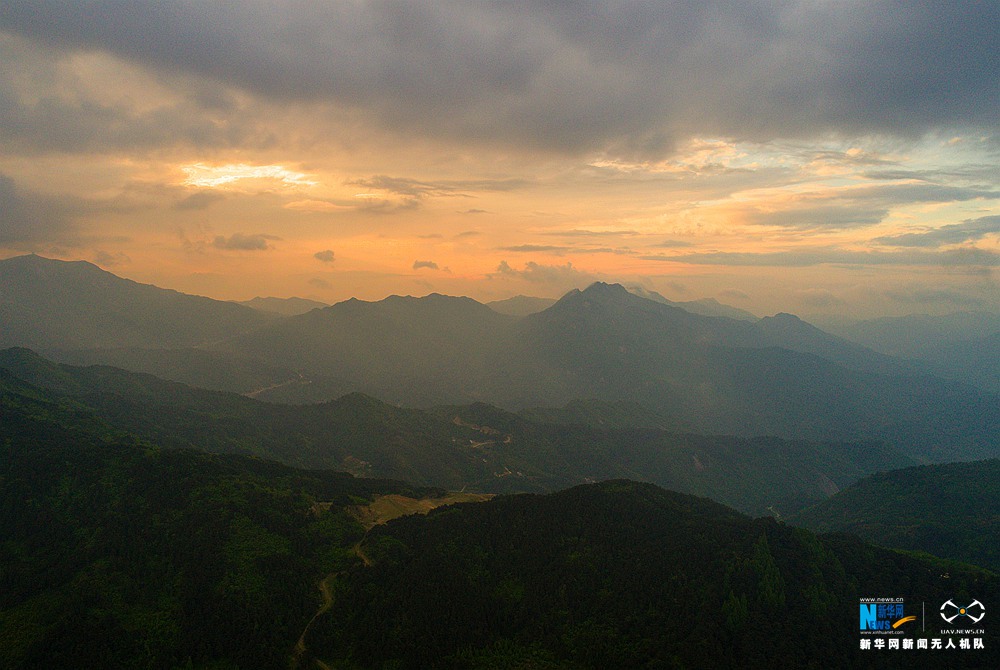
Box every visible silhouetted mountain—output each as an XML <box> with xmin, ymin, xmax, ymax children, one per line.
<box><xmin>2</xmin><ymin>257</ymin><xmax>996</xmax><ymax>462</ymax></box>
<box><xmin>502</xmin><ymin>283</ymin><xmax>998</xmax><ymax>461</ymax></box>
<box><xmin>223</xmin><ymin>293</ymin><xmax>517</xmax><ymax>406</ymax></box>
<box><xmin>0</xmin><ymin>254</ymin><xmax>269</xmax><ymax>349</ymax></box>
<box><xmin>309</xmin><ymin>480</ymin><xmax>999</xmax><ymax>669</ymax></box>
<box><xmin>792</xmin><ymin>459</ymin><xmax>1000</xmax><ymax>570</ymax></box>
<box><xmin>240</xmin><ymin>295</ymin><xmax>329</xmax><ymax>316</ymax></box>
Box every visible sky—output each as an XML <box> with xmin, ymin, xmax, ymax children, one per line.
<box><xmin>1</xmin><ymin>1</ymin><xmax>998</xmax><ymax>318</ymax></box>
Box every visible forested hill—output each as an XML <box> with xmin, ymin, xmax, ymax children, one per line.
<box><xmin>309</xmin><ymin>480</ymin><xmax>998</xmax><ymax>669</ymax></box>
<box><xmin>0</xmin><ymin>371</ymin><xmax>427</xmax><ymax>669</ymax></box>
<box><xmin>792</xmin><ymin>459</ymin><xmax>1000</xmax><ymax>570</ymax></box>
<box><xmin>0</xmin><ymin>348</ymin><xmax>915</xmax><ymax>516</ymax></box>
<box><xmin>2</xmin><ymin>375</ymin><xmax>997</xmax><ymax>668</ymax></box>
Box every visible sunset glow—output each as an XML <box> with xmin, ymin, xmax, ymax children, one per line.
<box><xmin>0</xmin><ymin>3</ymin><xmax>996</xmax><ymax>316</ymax></box>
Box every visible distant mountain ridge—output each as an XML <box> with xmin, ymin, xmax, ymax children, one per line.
<box><xmin>0</xmin><ymin>254</ymin><xmax>268</xmax><ymax>349</ymax></box>
<box><xmin>239</xmin><ymin>295</ymin><xmax>329</xmax><ymax>316</ymax></box>
<box><xmin>3</xmin><ymin>256</ymin><xmax>997</xmax><ymax>462</ymax></box>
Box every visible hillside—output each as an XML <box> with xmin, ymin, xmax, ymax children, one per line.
<box><xmin>4</xmin><ymin>380</ymin><xmax>994</xmax><ymax>667</ymax></box>
<box><xmin>792</xmin><ymin>460</ymin><xmax>1000</xmax><ymax>570</ymax></box>
<box><xmin>308</xmin><ymin>480</ymin><xmax>999</xmax><ymax>669</ymax></box>
<box><xmin>0</xmin><ymin>349</ymin><xmax>914</xmax><ymax>515</ymax></box>
<box><xmin>0</xmin><ymin>371</ymin><xmax>427</xmax><ymax>669</ymax></box>
<box><xmin>0</xmin><ymin>254</ymin><xmax>269</xmax><ymax>349</ymax></box>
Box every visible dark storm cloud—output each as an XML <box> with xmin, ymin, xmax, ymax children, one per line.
<box><xmin>0</xmin><ymin>49</ymin><xmax>267</xmax><ymax>155</ymax></box>
<box><xmin>3</xmin><ymin>1</ymin><xmax>996</xmax><ymax>157</ymax></box>
<box><xmin>313</xmin><ymin>249</ymin><xmax>335</xmax><ymax>263</ymax></box>
<box><xmin>874</xmin><ymin>215</ymin><xmax>1000</xmax><ymax>248</ymax></box>
<box><xmin>412</xmin><ymin>260</ymin><xmax>439</xmax><ymax>270</ymax></box>
<box><xmin>212</xmin><ymin>232</ymin><xmax>280</xmax><ymax>251</ymax></box>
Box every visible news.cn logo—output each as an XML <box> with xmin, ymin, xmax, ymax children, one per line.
<box><xmin>860</xmin><ymin>601</ymin><xmax>914</xmax><ymax>631</ymax></box>
<box><xmin>941</xmin><ymin>599</ymin><xmax>986</xmax><ymax>625</ymax></box>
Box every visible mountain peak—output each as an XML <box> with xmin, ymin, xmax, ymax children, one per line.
<box><xmin>580</xmin><ymin>281</ymin><xmax>631</xmax><ymax>297</ymax></box>
<box><xmin>2</xmin><ymin>253</ymin><xmax>104</xmax><ymax>275</ymax></box>
<box><xmin>759</xmin><ymin>312</ymin><xmax>820</xmax><ymax>334</ymax></box>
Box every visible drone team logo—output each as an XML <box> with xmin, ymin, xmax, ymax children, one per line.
<box><xmin>940</xmin><ymin>599</ymin><xmax>986</xmax><ymax>625</ymax></box>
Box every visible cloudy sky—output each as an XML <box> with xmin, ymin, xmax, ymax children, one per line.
<box><xmin>1</xmin><ymin>1</ymin><xmax>998</xmax><ymax>317</ymax></box>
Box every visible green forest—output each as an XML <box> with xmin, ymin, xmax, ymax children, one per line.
<box><xmin>1</xmin><ymin>353</ymin><xmax>997</xmax><ymax>668</ymax></box>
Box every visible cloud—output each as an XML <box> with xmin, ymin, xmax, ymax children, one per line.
<box><xmin>491</xmin><ymin>260</ymin><xmax>596</xmax><ymax>286</ymax></box>
<box><xmin>737</xmin><ymin>183</ymin><xmax>1000</xmax><ymax>231</ymax></box>
<box><xmin>412</xmin><ymin>260</ymin><xmax>439</xmax><ymax>270</ymax></box>
<box><xmin>873</xmin><ymin>215</ymin><xmax>1000</xmax><ymax>248</ymax></box>
<box><xmin>182</xmin><ymin>163</ymin><xmax>316</xmax><ymax>189</ymax></box>
<box><xmin>642</xmin><ymin>248</ymin><xmax>1000</xmax><ymax>267</ymax></box>
<box><xmin>212</xmin><ymin>232</ymin><xmax>280</xmax><ymax>251</ymax></box>
<box><xmin>545</xmin><ymin>229</ymin><xmax>642</xmax><ymax>238</ymax></box>
<box><xmin>4</xmin><ymin>2</ymin><xmax>996</xmax><ymax>158</ymax></box>
<box><xmin>461</xmin><ymin>209</ymin><xmax>487</xmax><ymax>215</ymax></box>
<box><xmin>174</xmin><ymin>191</ymin><xmax>226</xmax><ymax>211</ymax></box>
<box><xmin>0</xmin><ymin>38</ymin><xmax>269</xmax><ymax>156</ymax></box>
<box><xmin>885</xmin><ymin>286</ymin><xmax>984</xmax><ymax>307</ymax></box>
<box><xmin>93</xmin><ymin>250</ymin><xmax>130</xmax><ymax>267</ymax></box>
<box><xmin>794</xmin><ymin>288</ymin><xmax>845</xmax><ymax>308</ymax></box>
<box><xmin>497</xmin><ymin>243</ymin><xmax>636</xmax><ymax>256</ymax></box>
<box><xmin>349</xmin><ymin>175</ymin><xmax>527</xmax><ymax>200</ymax></box>
<box><xmin>747</xmin><ymin>204</ymin><xmax>889</xmax><ymax>230</ymax></box>
<box><xmin>308</xmin><ymin>277</ymin><xmax>331</xmax><ymax>289</ymax></box>
<box><xmin>0</xmin><ymin>172</ymin><xmax>75</xmax><ymax>245</ymax></box>
<box><xmin>720</xmin><ymin>288</ymin><xmax>750</xmax><ymax>301</ymax></box>
<box><xmin>498</xmin><ymin>244</ymin><xmax>570</xmax><ymax>253</ymax></box>
<box><xmin>284</xmin><ymin>199</ymin><xmax>352</xmax><ymax>213</ymax></box>
<box><xmin>350</xmin><ymin>175</ymin><xmax>452</xmax><ymax>198</ymax></box>
<box><xmin>314</xmin><ymin>249</ymin><xmax>335</xmax><ymax>263</ymax></box>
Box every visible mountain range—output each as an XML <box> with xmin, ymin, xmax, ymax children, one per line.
<box><xmin>2</xmin><ymin>253</ymin><xmax>999</xmax><ymax>668</ymax></box>
<box><xmin>2</xmin><ymin>254</ymin><xmax>997</xmax><ymax>464</ymax></box>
